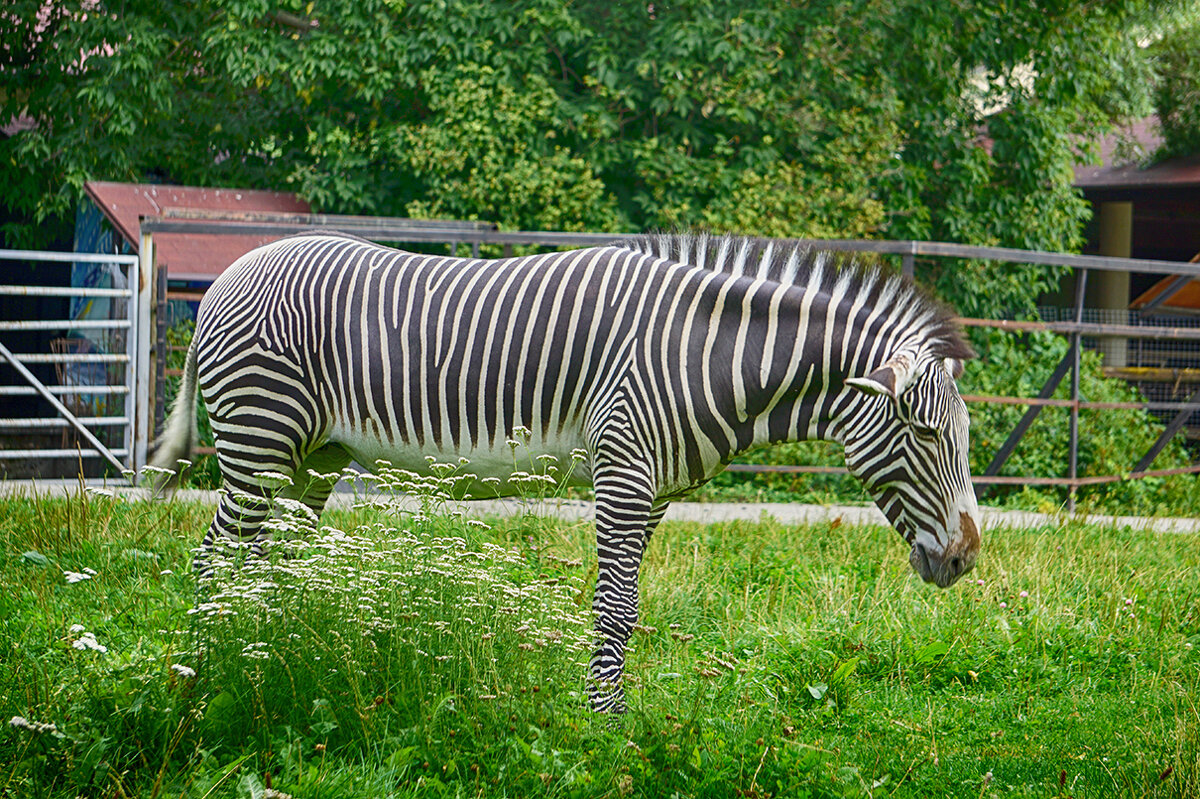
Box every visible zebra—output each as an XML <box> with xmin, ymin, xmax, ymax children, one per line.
<box><xmin>152</xmin><ymin>231</ymin><xmax>981</xmax><ymax>712</ymax></box>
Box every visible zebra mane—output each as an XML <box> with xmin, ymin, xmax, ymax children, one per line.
<box><xmin>618</xmin><ymin>231</ymin><xmax>974</xmax><ymax>362</ymax></box>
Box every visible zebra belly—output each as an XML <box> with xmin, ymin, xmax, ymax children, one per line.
<box><xmin>327</xmin><ymin>425</ymin><xmax>593</xmax><ymax>499</ymax></box>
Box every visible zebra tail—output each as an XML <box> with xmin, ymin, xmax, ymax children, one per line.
<box><xmin>145</xmin><ymin>337</ymin><xmax>200</xmax><ymax>489</ymax></box>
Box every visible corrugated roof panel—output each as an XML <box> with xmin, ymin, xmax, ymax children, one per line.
<box><xmin>83</xmin><ymin>181</ymin><xmax>311</xmax><ymax>280</ymax></box>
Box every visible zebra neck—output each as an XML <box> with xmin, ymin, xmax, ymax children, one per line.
<box><xmin>729</xmin><ymin>276</ymin><xmax>916</xmax><ymax>454</ymax></box>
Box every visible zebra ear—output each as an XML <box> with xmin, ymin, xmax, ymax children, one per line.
<box><xmin>846</xmin><ymin>355</ymin><xmax>917</xmax><ymax>400</ymax></box>
<box><xmin>846</xmin><ymin>366</ymin><xmax>900</xmax><ymax>399</ymax></box>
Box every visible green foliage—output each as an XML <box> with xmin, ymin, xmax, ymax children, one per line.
<box><xmin>0</xmin><ymin>0</ymin><xmax>1170</xmax><ymax>309</ymax></box>
<box><xmin>3</xmin><ymin>489</ymin><xmax>1200</xmax><ymax>797</ymax></box>
<box><xmin>1153</xmin><ymin>14</ymin><xmax>1200</xmax><ymax>160</ymax></box>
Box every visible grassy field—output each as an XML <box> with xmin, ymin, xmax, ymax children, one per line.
<box><xmin>2</xmin><ymin>485</ymin><xmax>1199</xmax><ymax>798</ymax></box>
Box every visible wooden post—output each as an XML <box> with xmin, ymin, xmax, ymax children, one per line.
<box><xmin>1090</xmin><ymin>202</ymin><xmax>1132</xmax><ymax>367</ymax></box>
<box><xmin>1069</xmin><ymin>269</ymin><xmax>1088</xmax><ymax>511</ymax></box>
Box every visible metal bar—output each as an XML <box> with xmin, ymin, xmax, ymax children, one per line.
<box><xmin>130</xmin><ymin>221</ymin><xmax>1200</xmax><ymax>277</ymax></box>
<box><xmin>1132</xmin><ymin>383</ymin><xmax>1200</xmax><ymax>473</ymax></box>
<box><xmin>6</xmin><ymin>353</ymin><xmax>129</xmax><ymax>364</ymax></box>
<box><xmin>983</xmin><ymin>349</ymin><xmax>1075</xmax><ymax>478</ymax></box>
<box><xmin>957</xmin><ymin>317</ymin><xmax>1200</xmax><ymax>341</ymax></box>
<box><xmin>907</xmin><ymin>241</ymin><xmax>1200</xmax><ymax>277</ymax></box>
<box><xmin>0</xmin><ymin>383</ymin><xmax>129</xmax><ymax>395</ymax></box>
<box><xmin>0</xmin><ymin>249</ymin><xmax>138</xmax><ymax>264</ymax></box>
<box><xmin>0</xmin><ymin>340</ymin><xmax>127</xmax><ymax>473</ymax></box>
<box><xmin>133</xmin><ymin>230</ymin><xmax>154</xmax><ymax>472</ymax></box>
<box><xmin>165</xmin><ymin>291</ymin><xmax>207</xmax><ymax>302</ymax></box>
<box><xmin>1069</xmin><ymin>269</ymin><xmax>1088</xmax><ymax>511</ymax></box>
<box><xmin>963</xmin><ymin>395</ymin><xmax>1200</xmax><ymax>411</ymax></box>
<box><xmin>155</xmin><ymin>260</ymin><xmax>167</xmax><ymax>438</ymax></box>
<box><xmin>724</xmin><ymin>463</ymin><xmax>1200</xmax><ymax>487</ymax></box>
<box><xmin>0</xmin><ymin>319</ymin><xmax>130</xmax><ymax>331</ymax></box>
<box><xmin>0</xmin><ymin>448</ymin><xmax>129</xmax><ymax>460</ymax></box>
<box><xmin>1138</xmin><ymin>273</ymin><xmax>1193</xmax><ymax>315</ymax></box>
<box><xmin>139</xmin><ymin>217</ymin><xmax>631</xmax><ymax>246</ymax></box>
<box><xmin>0</xmin><ymin>417</ymin><xmax>129</xmax><ymax>428</ymax></box>
<box><xmin>156</xmin><ymin>207</ymin><xmax>497</xmax><ymax>231</ymax></box>
<box><xmin>0</xmin><ymin>285</ymin><xmax>133</xmax><ymax>298</ymax></box>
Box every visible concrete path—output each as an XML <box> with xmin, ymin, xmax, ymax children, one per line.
<box><xmin>3</xmin><ymin>478</ymin><xmax>1199</xmax><ymax>534</ymax></box>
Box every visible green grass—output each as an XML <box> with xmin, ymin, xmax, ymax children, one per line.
<box><xmin>2</xmin><ymin>486</ymin><xmax>1199</xmax><ymax>798</ymax></box>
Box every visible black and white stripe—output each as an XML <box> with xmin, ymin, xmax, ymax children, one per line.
<box><xmin>154</xmin><ymin>231</ymin><xmax>981</xmax><ymax>712</ymax></box>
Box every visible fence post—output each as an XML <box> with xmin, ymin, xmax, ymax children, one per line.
<box><xmin>155</xmin><ymin>263</ymin><xmax>168</xmax><ymax>438</ymax></box>
<box><xmin>1068</xmin><ymin>269</ymin><xmax>1088</xmax><ymax>512</ymax></box>
<box><xmin>133</xmin><ymin>230</ymin><xmax>155</xmax><ymax>474</ymax></box>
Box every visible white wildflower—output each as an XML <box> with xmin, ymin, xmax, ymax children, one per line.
<box><xmin>170</xmin><ymin>663</ymin><xmax>196</xmax><ymax>679</ymax></box>
<box><xmin>71</xmin><ymin>631</ymin><xmax>107</xmax><ymax>653</ymax></box>
<box><xmin>9</xmin><ymin>716</ymin><xmax>57</xmax><ymax>734</ymax></box>
<box><xmin>253</xmin><ymin>471</ymin><xmax>294</xmax><ymax>488</ymax></box>
<box><xmin>63</xmin><ymin>571</ymin><xmax>91</xmax><ymax>584</ymax></box>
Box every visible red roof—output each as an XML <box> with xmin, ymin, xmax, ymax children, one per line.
<box><xmin>1074</xmin><ymin>117</ymin><xmax>1200</xmax><ymax>190</ymax></box>
<box><xmin>84</xmin><ymin>181</ymin><xmax>310</xmax><ymax>280</ymax></box>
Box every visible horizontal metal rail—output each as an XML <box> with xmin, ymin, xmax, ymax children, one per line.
<box><xmin>0</xmin><ymin>448</ymin><xmax>129</xmax><ymax>460</ymax></box>
<box><xmin>726</xmin><ymin>461</ymin><xmax>1200</xmax><ymax>488</ymax></box>
<box><xmin>8</xmin><ymin>353</ymin><xmax>129</xmax><ymax>364</ymax></box>
<box><xmin>136</xmin><ymin>219</ymin><xmax>1200</xmax><ymax>277</ymax></box>
<box><xmin>0</xmin><ymin>285</ymin><xmax>133</xmax><ymax>298</ymax></box>
<box><xmin>959</xmin><ymin>317</ymin><xmax>1200</xmax><ymax>341</ymax></box>
<box><xmin>158</xmin><ymin>207</ymin><xmax>498</xmax><ymax>232</ymax></box>
<box><xmin>962</xmin><ymin>394</ymin><xmax>1200</xmax><ymax>411</ymax></box>
<box><xmin>0</xmin><ymin>417</ymin><xmax>128</xmax><ymax>429</ymax></box>
<box><xmin>0</xmin><ymin>385</ymin><xmax>128</xmax><ymax>396</ymax></box>
<box><xmin>0</xmin><ymin>248</ymin><xmax>138</xmax><ymax>265</ymax></box>
<box><xmin>140</xmin><ymin>217</ymin><xmax>629</xmax><ymax>246</ymax></box>
<box><xmin>0</xmin><ymin>319</ymin><xmax>130</xmax><ymax>331</ymax></box>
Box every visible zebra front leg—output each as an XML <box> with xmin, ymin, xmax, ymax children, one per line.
<box><xmin>589</xmin><ymin>465</ymin><xmax>657</xmax><ymax>713</ymax></box>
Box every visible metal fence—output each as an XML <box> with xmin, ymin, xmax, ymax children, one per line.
<box><xmin>7</xmin><ymin>211</ymin><xmax>1200</xmax><ymax>501</ymax></box>
<box><xmin>0</xmin><ymin>248</ymin><xmax>148</xmax><ymax>476</ymax></box>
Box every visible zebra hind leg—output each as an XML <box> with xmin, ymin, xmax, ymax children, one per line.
<box><xmin>278</xmin><ymin>443</ymin><xmax>354</xmax><ymax>547</ymax></box>
<box><xmin>194</xmin><ymin>436</ymin><xmax>304</xmax><ymax>575</ymax></box>
<box><xmin>589</xmin><ymin>463</ymin><xmax>657</xmax><ymax>713</ymax></box>
<box><xmin>195</xmin><ymin>483</ymin><xmax>280</xmax><ymax>575</ymax></box>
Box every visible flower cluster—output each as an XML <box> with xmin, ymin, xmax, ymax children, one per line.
<box><xmin>189</xmin><ymin>469</ymin><xmax>594</xmax><ymax>704</ymax></box>
<box><xmin>68</xmin><ymin>625</ymin><xmax>107</xmax><ymax>654</ymax></box>
<box><xmin>9</xmin><ymin>716</ymin><xmax>59</xmax><ymax>735</ymax></box>
<box><xmin>63</xmin><ymin>567</ymin><xmax>96</xmax><ymax>584</ymax></box>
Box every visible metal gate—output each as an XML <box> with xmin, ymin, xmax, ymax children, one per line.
<box><xmin>0</xmin><ymin>248</ymin><xmax>150</xmax><ymax>480</ymax></box>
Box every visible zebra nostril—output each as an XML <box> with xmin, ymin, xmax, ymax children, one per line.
<box><xmin>949</xmin><ymin>556</ymin><xmax>963</xmax><ymax>577</ymax></box>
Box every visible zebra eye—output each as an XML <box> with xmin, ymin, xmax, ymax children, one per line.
<box><xmin>913</xmin><ymin>424</ymin><xmax>939</xmax><ymax>442</ymax></box>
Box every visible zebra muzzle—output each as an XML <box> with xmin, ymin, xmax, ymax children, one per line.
<box><xmin>910</xmin><ymin>531</ymin><xmax>977</xmax><ymax>588</ymax></box>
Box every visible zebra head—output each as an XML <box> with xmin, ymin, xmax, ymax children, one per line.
<box><xmin>840</xmin><ymin>352</ymin><xmax>980</xmax><ymax>588</ymax></box>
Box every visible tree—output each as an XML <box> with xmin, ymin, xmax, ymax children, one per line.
<box><xmin>0</xmin><ymin>0</ymin><xmax>1173</xmax><ymax>318</ymax></box>
<box><xmin>1152</xmin><ymin>6</ymin><xmax>1200</xmax><ymax>161</ymax></box>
